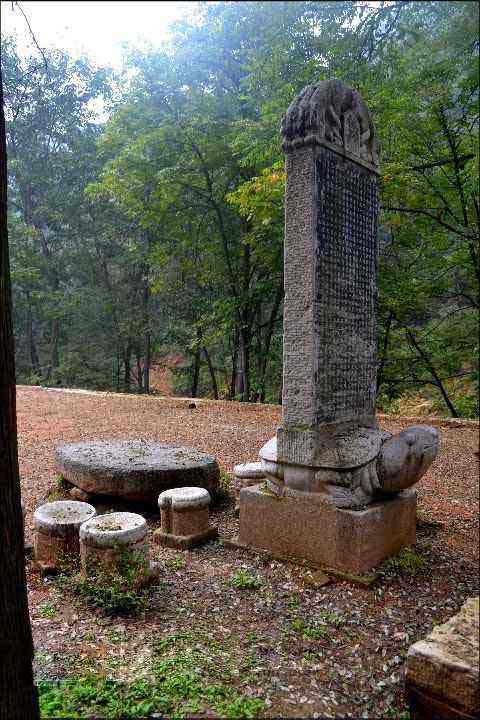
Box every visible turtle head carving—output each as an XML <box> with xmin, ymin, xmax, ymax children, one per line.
<box><xmin>377</xmin><ymin>425</ymin><xmax>440</xmax><ymax>494</ymax></box>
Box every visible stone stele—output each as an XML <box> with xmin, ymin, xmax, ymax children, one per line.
<box><xmin>406</xmin><ymin>597</ymin><xmax>479</xmax><ymax>720</ymax></box>
<box><xmin>237</xmin><ymin>79</ymin><xmax>440</xmax><ymax>573</ymax></box>
<box><xmin>56</xmin><ymin>440</ymin><xmax>220</xmax><ymax>505</ymax></box>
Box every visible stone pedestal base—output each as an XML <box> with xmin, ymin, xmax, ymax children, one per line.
<box><xmin>238</xmin><ymin>484</ymin><xmax>416</xmax><ymax>575</ymax></box>
<box><xmin>154</xmin><ymin>526</ymin><xmax>218</xmax><ymax>550</ymax></box>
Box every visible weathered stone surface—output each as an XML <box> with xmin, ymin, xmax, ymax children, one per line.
<box><xmin>80</xmin><ymin>511</ymin><xmax>149</xmax><ymax>579</ymax></box>
<box><xmin>238</xmin><ymin>484</ymin><xmax>416</xmax><ymax>575</ymax></box>
<box><xmin>238</xmin><ymin>79</ymin><xmax>440</xmax><ymax>571</ymax></box>
<box><xmin>279</xmin><ymin>106</ymin><xmax>382</xmax><ymax>472</ymax></box>
<box><xmin>378</xmin><ymin>425</ymin><xmax>440</xmax><ymax>494</ymax></box>
<box><xmin>56</xmin><ymin>440</ymin><xmax>220</xmax><ymax>504</ymax></box>
<box><xmin>259</xmin><ymin>427</ymin><xmax>440</xmax><ymax>508</ymax></box>
<box><xmin>158</xmin><ymin>486</ymin><xmax>211</xmax><ymax>511</ymax></box>
<box><xmin>281</xmin><ymin>79</ymin><xmax>379</xmax><ymax>170</ymax></box>
<box><xmin>155</xmin><ymin>486</ymin><xmax>217</xmax><ymax>549</ymax></box>
<box><xmin>233</xmin><ymin>462</ymin><xmax>265</xmax><ymax>479</ymax></box>
<box><xmin>34</xmin><ymin>500</ymin><xmax>96</xmax><ymax>570</ymax></box>
<box><xmin>406</xmin><ymin>597</ymin><xmax>479</xmax><ymax>719</ymax></box>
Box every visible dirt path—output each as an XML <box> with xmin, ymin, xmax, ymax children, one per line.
<box><xmin>17</xmin><ymin>386</ymin><xmax>479</xmax><ymax>719</ymax></box>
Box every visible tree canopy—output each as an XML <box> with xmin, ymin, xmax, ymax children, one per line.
<box><xmin>3</xmin><ymin>0</ymin><xmax>479</xmax><ymax>416</ymax></box>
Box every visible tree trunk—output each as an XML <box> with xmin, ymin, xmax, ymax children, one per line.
<box><xmin>135</xmin><ymin>350</ymin><xmax>143</xmax><ymax>393</ymax></box>
<box><xmin>48</xmin><ymin>318</ymin><xmax>60</xmax><ymax>382</ymax></box>
<box><xmin>235</xmin><ymin>325</ymin><xmax>250</xmax><ymax>401</ymax></box>
<box><xmin>26</xmin><ymin>301</ymin><xmax>40</xmax><ymax>377</ymax></box>
<box><xmin>0</xmin><ymin>68</ymin><xmax>40</xmax><ymax>720</ymax></box>
<box><xmin>143</xmin><ymin>332</ymin><xmax>151</xmax><ymax>395</ymax></box>
<box><xmin>258</xmin><ymin>284</ymin><xmax>283</xmax><ymax>403</ymax></box>
<box><xmin>191</xmin><ymin>345</ymin><xmax>201</xmax><ymax>398</ymax></box>
<box><xmin>124</xmin><ymin>344</ymin><xmax>132</xmax><ymax>392</ymax></box>
<box><xmin>203</xmin><ymin>346</ymin><xmax>218</xmax><ymax>399</ymax></box>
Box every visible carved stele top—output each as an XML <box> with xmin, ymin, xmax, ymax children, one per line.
<box><xmin>281</xmin><ymin>79</ymin><xmax>379</xmax><ymax>171</ymax></box>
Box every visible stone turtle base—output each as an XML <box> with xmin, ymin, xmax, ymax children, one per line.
<box><xmin>237</xmin><ymin>484</ymin><xmax>416</xmax><ymax>575</ymax></box>
<box><xmin>153</xmin><ymin>526</ymin><xmax>218</xmax><ymax>550</ymax></box>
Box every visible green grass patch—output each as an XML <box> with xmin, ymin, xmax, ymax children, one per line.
<box><xmin>38</xmin><ymin>601</ymin><xmax>57</xmax><ymax>619</ymax></box>
<box><xmin>230</xmin><ymin>569</ymin><xmax>262</xmax><ymax>590</ymax></box>
<box><xmin>381</xmin><ymin>548</ymin><xmax>425</xmax><ymax>577</ymax></box>
<box><xmin>39</xmin><ymin>632</ymin><xmax>265</xmax><ymax>719</ymax></box>
<box><xmin>58</xmin><ymin>549</ymin><xmax>156</xmax><ymax>617</ymax></box>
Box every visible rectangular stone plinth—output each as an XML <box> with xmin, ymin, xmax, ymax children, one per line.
<box><xmin>153</xmin><ymin>526</ymin><xmax>217</xmax><ymax>550</ymax></box>
<box><xmin>238</xmin><ymin>484</ymin><xmax>416</xmax><ymax>575</ymax></box>
<box><xmin>406</xmin><ymin>597</ymin><xmax>479</xmax><ymax>720</ymax></box>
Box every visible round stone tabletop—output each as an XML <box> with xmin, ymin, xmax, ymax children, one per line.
<box><xmin>80</xmin><ymin>511</ymin><xmax>147</xmax><ymax>547</ymax></box>
<box><xmin>34</xmin><ymin>500</ymin><xmax>96</xmax><ymax>532</ymax></box>
<box><xmin>158</xmin><ymin>486</ymin><xmax>211</xmax><ymax>510</ymax></box>
<box><xmin>56</xmin><ymin>440</ymin><xmax>220</xmax><ymax>504</ymax></box>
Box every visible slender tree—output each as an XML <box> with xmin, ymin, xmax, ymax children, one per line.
<box><xmin>0</xmin><ymin>69</ymin><xmax>39</xmax><ymax>719</ymax></box>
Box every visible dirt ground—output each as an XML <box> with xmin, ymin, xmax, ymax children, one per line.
<box><xmin>18</xmin><ymin>386</ymin><xmax>479</xmax><ymax>719</ymax></box>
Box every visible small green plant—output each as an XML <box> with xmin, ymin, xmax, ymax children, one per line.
<box><xmin>55</xmin><ymin>474</ymin><xmax>73</xmax><ymax>490</ymax></box>
<box><xmin>230</xmin><ymin>569</ymin><xmax>262</xmax><ymax>590</ymax></box>
<box><xmin>214</xmin><ymin>469</ymin><xmax>235</xmax><ymax>507</ymax></box>
<box><xmin>165</xmin><ymin>554</ymin><xmax>186</xmax><ymax>570</ymax></box>
<box><xmin>290</xmin><ymin>618</ymin><xmax>331</xmax><ymax>640</ymax></box>
<box><xmin>38</xmin><ymin>601</ymin><xmax>56</xmax><ymax>619</ymax></box>
<box><xmin>58</xmin><ymin>548</ymin><xmax>153</xmax><ymax>616</ymax></box>
<box><xmin>318</xmin><ymin>609</ymin><xmax>345</xmax><ymax>626</ymax></box>
<box><xmin>382</xmin><ymin>548</ymin><xmax>425</xmax><ymax>577</ymax></box>
<box><xmin>39</xmin><ymin>632</ymin><xmax>266</xmax><ymax>719</ymax></box>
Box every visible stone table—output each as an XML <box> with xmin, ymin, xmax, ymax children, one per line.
<box><xmin>56</xmin><ymin>440</ymin><xmax>220</xmax><ymax>505</ymax></box>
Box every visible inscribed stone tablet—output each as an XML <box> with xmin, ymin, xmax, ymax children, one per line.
<box><xmin>313</xmin><ymin>149</ymin><xmax>379</xmax><ymax>426</ymax></box>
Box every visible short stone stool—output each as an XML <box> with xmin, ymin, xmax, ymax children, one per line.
<box><xmin>233</xmin><ymin>462</ymin><xmax>265</xmax><ymax>513</ymax></box>
<box><xmin>34</xmin><ymin>500</ymin><xmax>96</xmax><ymax>571</ymax></box>
<box><xmin>79</xmin><ymin>512</ymin><xmax>149</xmax><ymax>582</ymax></box>
<box><xmin>154</xmin><ymin>487</ymin><xmax>217</xmax><ymax>549</ymax></box>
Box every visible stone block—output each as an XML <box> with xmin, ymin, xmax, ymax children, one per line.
<box><xmin>154</xmin><ymin>487</ymin><xmax>217</xmax><ymax>549</ymax></box>
<box><xmin>406</xmin><ymin>597</ymin><xmax>479</xmax><ymax>720</ymax></box>
<box><xmin>237</xmin><ymin>484</ymin><xmax>416</xmax><ymax>575</ymax></box>
<box><xmin>34</xmin><ymin>500</ymin><xmax>96</xmax><ymax>571</ymax></box>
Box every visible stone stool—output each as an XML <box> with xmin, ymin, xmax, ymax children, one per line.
<box><xmin>233</xmin><ymin>462</ymin><xmax>265</xmax><ymax>513</ymax></box>
<box><xmin>34</xmin><ymin>500</ymin><xmax>96</xmax><ymax>571</ymax></box>
<box><xmin>154</xmin><ymin>487</ymin><xmax>217</xmax><ymax>549</ymax></box>
<box><xmin>79</xmin><ymin>512</ymin><xmax>149</xmax><ymax>582</ymax></box>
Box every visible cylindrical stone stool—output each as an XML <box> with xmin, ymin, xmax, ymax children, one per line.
<box><xmin>233</xmin><ymin>462</ymin><xmax>265</xmax><ymax>513</ymax></box>
<box><xmin>34</xmin><ymin>500</ymin><xmax>96</xmax><ymax>571</ymax></box>
<box><xmin>79</xmin><ymin>512</ymin><xmax>149</xmax><ymax>582</ymax></box>
<box><xmin>154</xmin><ymin>487</ymin><xmax>217</xmax><ymax>549</ymax></box>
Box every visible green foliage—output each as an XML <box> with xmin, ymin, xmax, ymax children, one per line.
<box><xmin>59</xmin><ymin>550</ymin><xmax>152</xmax><ymax>616</ymax></box>
<box><xmin>38</xmin><ymin>632</ymin><xmax>265</xmax><ymax>719</ymax></box>
<box><xmin>4</xmin><ymin>1</ymin><xmax>478</xmax><ymax>414</ymax></box>
<box><xmin>230</xmin><ymin>569</ymin><xmax>262</xmax><ymax>590</ymax></box>
<box><xmin>381</xmin><ymin>548</ymin><xmax>426</xmax><ymax>577</ymax></box>
<box><xmin>38</xmin><ymin>602</ymin><xmax>56</xmax><ymax>619</ymax></box>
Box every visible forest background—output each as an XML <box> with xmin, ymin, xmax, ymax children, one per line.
<box><xmin>3</xmin><ymin>0</ymin><xmax>479</xmax><ymax>416</ymax></box>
